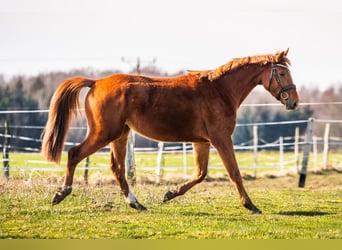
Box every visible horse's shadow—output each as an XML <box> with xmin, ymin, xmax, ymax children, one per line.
<box><xmin>278</xmin><ymin>211</ymin><xmax>331</xmax><ymax>216</ymax></box>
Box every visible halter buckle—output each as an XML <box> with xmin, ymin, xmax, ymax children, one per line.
<box><xmin>280</xmin><ymin>92</ymin><xmax>289</xmax><ymax>100</ymax></box>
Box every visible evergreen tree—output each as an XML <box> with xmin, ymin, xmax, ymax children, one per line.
<box><xmin>0</xmin><ymin>79</ymin><xmax>46</xmax><ymax>151</ymax></box>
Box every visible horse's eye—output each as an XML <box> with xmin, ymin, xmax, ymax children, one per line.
<box><xmin>279</xmin><ymin>72</ymin><xmax>285</xmax><ymax>77</ymax></box>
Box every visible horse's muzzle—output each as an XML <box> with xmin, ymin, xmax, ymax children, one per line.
<box><xmin>285</xmin><ymin>99</ymin><xmax>298</xmax><ymax>110</ymax></box>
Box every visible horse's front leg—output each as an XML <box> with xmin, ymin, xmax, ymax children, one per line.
<box><xmin>212</xmin><ymin>137</ymin><xmax>262</xmax><ymax>214</ymax></box>
<box><xmin>163</xmin><ymin>142</ymin><xmax>210</xmax><ymax>202</ymax></box>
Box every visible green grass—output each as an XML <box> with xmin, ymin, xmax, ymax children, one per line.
<box><xmin>0</xmin><ymin>170</ymin><xmax>341</xmax><ymax>239</ymax></box>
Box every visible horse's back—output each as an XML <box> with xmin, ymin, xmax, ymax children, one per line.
<box><xmin>86</xmin><ymin>73</ymin><xmax>210</xmax><ymax>142</ymax></box>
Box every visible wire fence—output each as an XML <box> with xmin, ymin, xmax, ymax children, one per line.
<box><xmin>1</xmin><ymin>108</ymin><xmax>342</xmax><ymax>183</ymax></box>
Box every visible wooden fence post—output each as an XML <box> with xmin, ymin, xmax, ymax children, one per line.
<box><xmin>126</xmin><ymin>131</ymin><xmax>136</xmax><ymax>185</ymax></box>
<box><xmin>3</xmin><ymin>120</ymin><xmax>10</xmax><ymax>180</ymax></box>
<box><xmin>294</xmin><ymin>126</ymin><xmax>300</xmax><ymax>173</ymax></box>
<box><xmin>156</xmin><ymin>142</ymin><xmax>164</xmax><ymax>183</ymax></box>
<box><xmin>313</xmin><ymin>136</ymin><xmax>318</xmax><ymax>172</ymax></box>
<box><xmin>298</xmin><ymin>118</ymin><xmax>314</xmax><ymax>188</ymax></box>
<box><xmin>322</xmin><ymin>123</ymin><xmax>330</xmax><ymax>170</ymax></box>
<box><xmin>84</xmin><ymin>156</ymin><xmax>90</xmax><ymax>184</ymax></box>
<box><xmin>279</xmin><ymin>136</ymin><xmax>284</xmax><ymax>174</ymax></box>
<box><xmin>253</xmin><ymin>125</ymin><xmax>258</xmax><ymax>178</ymax></box>
<box><xmin>183</xmin><ymin>142</ymin><xmax>187</xmax><ymax>181</ymax></box>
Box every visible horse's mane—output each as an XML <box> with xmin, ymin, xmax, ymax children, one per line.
<box><xmin>188</xmin><ymin>50</ymin><xmax>291</xmax><ymax>81</ymax></box>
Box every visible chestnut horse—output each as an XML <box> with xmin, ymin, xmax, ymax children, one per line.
<box><xmin>41</xmin><ymin>49</ymin><xmax>298</xmax><ymax>214</ymax></box>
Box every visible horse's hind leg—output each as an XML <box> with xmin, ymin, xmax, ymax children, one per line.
<box><xmin>52</xmin><ymin>133</ymin><xmax>111</xmax><ymax>205</ymax></box>
<box><xmin>163</xmin><ymin>142</ymin><xmax>210</xmax><ymax>202</ymax></box>
<box><xmin>110</xmin><ymin>126</ymin><xmax>146</xmax><ymax>211</ymax></box>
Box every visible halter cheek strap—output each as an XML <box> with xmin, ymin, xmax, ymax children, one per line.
<box><xmin>268</xmin><ymin>63</ymin><xmax>296</xmax><ymax>101</ymax></box>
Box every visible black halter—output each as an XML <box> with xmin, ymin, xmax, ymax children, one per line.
<box><xmin>268</xmin><ymin>63</ymin><xmax>296</xmax><ymax>100</ymax></box>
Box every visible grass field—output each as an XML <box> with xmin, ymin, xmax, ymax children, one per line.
<box><xmin>0</xmin><ymin>168</ymin><xmax>341</xmax><ymax>239</ymax></box>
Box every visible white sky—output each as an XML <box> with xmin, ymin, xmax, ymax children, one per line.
<box><xmin>1</xmin><ymin>0</ymin><xmax>342</xmax><ymax>90</ymax></box>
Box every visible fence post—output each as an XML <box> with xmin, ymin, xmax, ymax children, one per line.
<box><xmin>156</xmin><ymin>142</ymin><xmax>164</xmax><ymax>183</ymax></box>
<box><xmin>3</xmin><ymin>120</ymin><xmax>10</xmax><ymax>180</ymax></box>
<box><xmin>84</xmin><ymin>156</ymin><xmax>90</xmax><ymax>184</ymax></box>
<box><xmin>279</xmin><ymin>136</ymin><xmax>284</xmax><ymax>175</ymax></box>
<box><xmin>253</xmin><ymin>125</ymin><xmax>258</xmax><ymax>178</ymax></box>
<box><xmin>183</xmin><ymin>142</ymin><xmax>187</xmax><ymax>181</ymax></box>
<box><xmin>322</xmin><ymin>123</ymin><xmax>330</xmax><ymax>170</ymax></box>
<box><xmin>294</xmin><ymin>126</ymin><xmax>300</xmax><ymax>173</ymax></box>
<box><xmin>298</xmin><ymin>118</ymin><xmax>314</xmax><ymax>188</ymax></box>
<box><xmin>126</xmin><ymin>131</ymin><xmax>136</xmax><ymax>185</ymax></box>
<box><xmin>313</xmin><ymin>136</ymin><xmax>318</xmax><ymax>172</ymax></box>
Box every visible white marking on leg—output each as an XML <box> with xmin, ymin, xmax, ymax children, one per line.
<box><xmin>125</xmin><ymin>189</ymin><xmax>147</xmax><ymax>211</ymax></box>
<box><xmin>125</xmin><ymin>189</ymin><xmax>138</xmax><ymax>205</ymax></box>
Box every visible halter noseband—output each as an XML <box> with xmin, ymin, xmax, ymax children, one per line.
<box><xmin>268</xmin><ymin>63</ymin><xmax>296</xmax><ymax>101</ymax></box>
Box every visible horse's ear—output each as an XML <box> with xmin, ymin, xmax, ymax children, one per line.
<box><xmin>275</xmin><ymin>49</ymin><xmax>289</xmax><ymax>62</ymax></box>
<box><xmin>275</xmin><ymin>51</ymin><xmax>283</xmax><ymax>61</ymax></box>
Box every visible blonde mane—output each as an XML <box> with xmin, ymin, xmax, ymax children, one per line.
<box><xmin>188</xmin><ymin>50</ymin><xmax>291</xmax><ymax>81</ymax></box>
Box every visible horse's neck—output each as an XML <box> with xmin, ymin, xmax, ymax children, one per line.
<box><xmin>215</xmin><ymin>66</ymin><xmax>264</xmax><ymax>109</ymax></box>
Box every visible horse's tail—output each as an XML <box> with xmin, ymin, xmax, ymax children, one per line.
<box><xmin>41</xmin><ymin>77</ymin><xmax>95</xmax><ymax>164</ymax></box>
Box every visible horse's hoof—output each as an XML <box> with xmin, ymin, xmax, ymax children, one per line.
<box><xmin>129</xmin><ymin>202</ymin><xmax>147</xmax><ymax>211</ymax></box>
<box><xmin>163</xmin><ymin>191</ymin><xmax>176</xmax><ymax>202</ymax></box>
<box><xmin>51</xmin><ymin>186</ymin><xmax>72</xmax><ymax>206</ymax></box>
<box><xmin>52</xmin><ymin>193</ymin><xmax>65</xmax><ymax>206</ymax></box>
<box><xmin>251</xmin><ymin>209</ymin><xmax>262</xmax><ymax>215</ymax></box>
<box><xmin>243</xmin><ymin>201</ymin><xmax>262</xmax><ymax>215</ymax></box>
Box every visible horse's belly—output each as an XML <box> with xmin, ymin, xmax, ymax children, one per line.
<box><xmin>125</xmin><ymin>117</ymin><xmax>208</xmax><ymax>143</ymax></box>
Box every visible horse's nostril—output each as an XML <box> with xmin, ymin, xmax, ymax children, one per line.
<box><xmin>286</xmin><ymin>100</ymin><xmax>298</xmax><ymax>110</ymax></box>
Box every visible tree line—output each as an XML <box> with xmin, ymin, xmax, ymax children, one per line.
<box><xmin>0</xmin><ymin>65</ymin><xmax>340</xmax><ymax>151</ymax></box>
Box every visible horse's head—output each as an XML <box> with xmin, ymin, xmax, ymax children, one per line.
<box><xmin>262</xmin><ymin>49</ymin><xmax>299</xmax><ymax>110</ymax></box>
